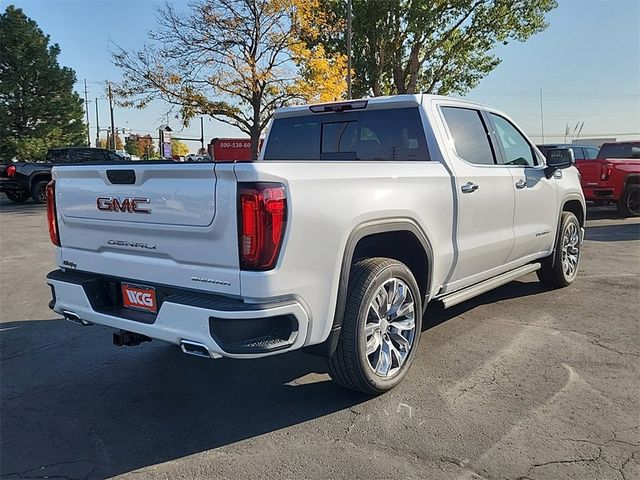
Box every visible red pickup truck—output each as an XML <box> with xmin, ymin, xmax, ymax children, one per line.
<box><xmin>538</xmin><ymin>142</ymin><xmax>639</xmax><ymax>217</ymax></box>
<box><xmin>579</xmin><ymin>142</ymin><xmax>639</xmax><ymax>216</ymax></box>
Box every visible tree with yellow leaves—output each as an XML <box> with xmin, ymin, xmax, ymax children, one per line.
<box><xmin>288</xmin><ymin>0</ymin><xmax>348</xmax><ymax>103</ymax></box>
<box><xmin>112</xmin><ymin>0</ymin><xmax>347</xmax><ymax>160</ymax></box>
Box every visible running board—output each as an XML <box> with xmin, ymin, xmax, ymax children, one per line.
<box><xmin>438</xmin><ymin>263</ymin><xmax>541</xmax><ymax>309</ymax></box>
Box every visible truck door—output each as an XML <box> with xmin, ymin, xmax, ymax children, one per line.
<box><xmin>487</xmin><ymin>112</ymin><xmax>557</xmax><ymax>262</ymax></box>
<box><xmin>440</xmin><ymin>106</ymin><xmax>515</xmax><ymax>284</ymax></box>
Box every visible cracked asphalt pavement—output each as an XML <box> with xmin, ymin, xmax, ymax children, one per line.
<box><xmin>1</xmin><ymin>196</ymin><xmax>638</xmax><ymax>479</ymax></box>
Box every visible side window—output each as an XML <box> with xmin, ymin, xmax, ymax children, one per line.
<box><xmin>47</xmin><ymin>150</ymin><xmax>69</xmax><ymax>163</ymax></box>
<box><xmin>489</xmin><ymin>114</ymin><xmax>536</xmax><ymax>167</ymax></box>
<box><xmin>584</xmin><ymin>147</ymin><xmax>599</xmax><ymax>160</ymax></box>
<box><xmin>69</xmin><ymin>148</ymin><xmax>97</xmax><ymax>163</ymax></box>
<box><xmin>571</xmin><ymin>147</ymin><xmax>584</xmax><ymax>160</ymax></box>
<box><xmin>107</xmin><ymin>152</ymin><xmax>123</xmax><ymax>161</ymax></box>
<box><xmin>441</xmin><ymin>107</ymin><xmax>496</xmax><ymax>165</ymax></box>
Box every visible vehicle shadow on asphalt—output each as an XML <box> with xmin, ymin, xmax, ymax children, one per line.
<box><xmin>0</xmin><ymin>201</ymin><xmax>45</xmax><ymax>215</ymax></box>
<box><xmin>585</xmin><ymin>222</ymin><xmax>640</xmax><ymax>242</ymax></box>
<box><xmin>0</xmin><ymin>319</ymin><xmax>368</xmax><ymax>478</ymax></box>
<box><xmin>422</xmin><ymin>279</ymin><xmax>547</xmax><ymax>331</ymax></box>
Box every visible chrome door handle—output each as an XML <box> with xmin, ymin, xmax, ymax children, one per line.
<box><xmin>461</xmin><ymin>182</ymin><xmax>479</xmax><ymax>193</ymax></box>
<box><xmin>515</xmin><ymin>179</ymin><xmax>527</xmax><ymax>189</ymax></box>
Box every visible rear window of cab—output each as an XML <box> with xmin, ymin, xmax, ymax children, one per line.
<box><xmin>264</xmin><ymin>107</ymin><xmax>430</xmax><ymax>161</ymax></box>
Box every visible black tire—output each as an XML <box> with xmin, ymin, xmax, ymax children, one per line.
<box><xmin>328</xmin><ymin>257</ymin><xmax>422</xmax><ymax>395</ymax></box>
<box><xmin>537</xmin><ymin>212</ymin><xmax>581</xmax><ymax>288</ymax></box>
<box><xmin>4</xmin><ymin>190</ymin><xmax>30</xmax><ymax>203</ymax></box>
<box><xmin>616</xmin><ymin>185</ymin><xmax>640</xmax><ymax>217</ymax></box>
<box><xmin>31</xmin><ymin>180</ymin><xmax>48</xmax><ymax>204</ymax></box>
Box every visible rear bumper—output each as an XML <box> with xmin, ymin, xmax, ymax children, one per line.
<box><xmin>582</xmin><ymin>185</ymin><xmax>620</xmax><ymax>201</ymax></box>
<box><xmin>46</xmin><ymin>269</ymin><xmax>309</xmax><ymax>359</ymax></box>
<box><xmin>0</xmin><ymin>180</ymin><xmax>24</xmax><ymax>193</ymax></box>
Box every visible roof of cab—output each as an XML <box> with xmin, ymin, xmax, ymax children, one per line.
<box><xmin>273</xmin><ymin>94</ymin><xmax>489</xmax><ymax>118</ymax></box>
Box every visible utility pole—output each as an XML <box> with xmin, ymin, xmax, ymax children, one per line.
<box><xmin>346</xmin><ymin>0</ymin><xmax>352</xmax><ymax>100</ymax></box>
<box><xmin>200</xmin><ymin>117</ymin><xmax>204</xmax><ymax>151</ymax></box>
<box><xmin>95</xmin><ymin>98</ymin><xmax>100</xmax><ymax>148</ymax></box>
<box><xmin>84</xmin><ymin>79</ymin><xmax>91</xmax><ymax>147</ymax></box>
<box><xmin>108</xmin><ymin>83</ymin><xmax>116</xmax><ymax>151</ymax></box>
<box><xmin>539</xmin><ymin>88</ymin><xmax>545</xmax><ymax>144</ymax></box>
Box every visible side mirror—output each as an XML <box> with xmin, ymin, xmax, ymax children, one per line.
<box><xmin>544</xmin><ymin>147</ymin><xmax>574</xmax><ymax>179</ymax></box>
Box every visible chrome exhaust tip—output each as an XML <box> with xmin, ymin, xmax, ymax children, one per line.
<box><xmin>62</xmin><ymin>310</ymin><xmax>91</xmax><ymax>326</ymax></box>
<box><xmin>180</xmin><ymin>340</ymin><xmax>215</xmax><ymax>359</ymax></box>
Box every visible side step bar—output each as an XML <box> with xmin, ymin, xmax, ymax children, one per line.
<box><xmin>438</xmin><ymin>263</ymin><xmax>541</xmax><ymax>309</ymax></box>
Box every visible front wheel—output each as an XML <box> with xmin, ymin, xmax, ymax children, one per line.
<box><xmin>537</xmin><ymin>211</ymin><xmax>581</xmax><ymax>288</ymax></box>
<box><xmin>4</xmin><ymin>190</ymin><xmax>30</xmax><ymax>203</ymax></box>
<box><xmin>328</xmin><ymin>257</ymin><xmax>422</xmax><ymax>395</ymax></box>
<box><xmin>617</xmin><ymin>185</ymin><xmax>640</xmax><ymax>217</ymax></box>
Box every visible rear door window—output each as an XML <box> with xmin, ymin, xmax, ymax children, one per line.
<box><xmin>47</xmin><ymin>150</ymin><xmax>69</xmax><ymax>163</ymax></box>
<box><xmin>441</xmin><ymin>107</ymin><xmax>496</xmax><ymax>165</ymax></box>
<box><xmin>71</xmin><ymin>149</ymin><xmax>103</xmax><ymax>163</ymax></box>
<box><xmin>264</xmin><ymin>107</ymin><xmax>429</xmax><ymax>161</ymax></box>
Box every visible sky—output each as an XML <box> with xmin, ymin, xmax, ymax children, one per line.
<box><xmin>6</xmin><ymin>0</ymin><xmax>640</xmax><ymax>152</ymax></box>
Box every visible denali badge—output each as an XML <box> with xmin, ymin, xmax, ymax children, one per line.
<box><xmin>107</xmin><ymin>239</ymin><xmax>157</xmax><ymax>250</ymax></box>
<box><xmin>97</xmin><ymin>197</ymin><xmax>151</xmax><ymax>214</ymax></box>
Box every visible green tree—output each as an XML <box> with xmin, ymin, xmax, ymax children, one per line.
<box><xmin>125</xmin><ymin>136</ymin><xmax>142</xmax><ymax>157</ymax></box>
<box><xmin>0</xmin><ymin>5</ymin><xmax>86</xmax><ymax>162</ymax></box>
<box><xmin>317</xmin><ymin>0</ymin><xmax>556</xmax><ymax>97</ymax></box>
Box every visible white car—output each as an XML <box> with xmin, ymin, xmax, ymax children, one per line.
<box><xmin>46</xmin><ymin>95</ymin><xmax>585</xmax><ymax>394</ymax></box>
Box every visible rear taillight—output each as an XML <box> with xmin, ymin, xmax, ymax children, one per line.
<box><xmin>238</xmin><ymin>183</ymin><xmax>287</xmax><ymax>270</ymax></box>
<box><xmin>6</xmin><ymin>165</ymin><xmax>16</xmax><ymax>177</ymax></box>
<box><xmin>46</xmin><ymin>180</ymin><xmax>60</xmax><ymax>246</ymax></box>
<box><xmin>601</xmin><ymin>162</ymin><xmax>613</xmax><ymax>181</ymax></box>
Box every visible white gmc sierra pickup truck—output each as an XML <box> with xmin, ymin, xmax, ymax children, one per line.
<box><xmin>46</xmin><ymin>94</ymin><xmax>585</xmax><ymax>394</ymax></box>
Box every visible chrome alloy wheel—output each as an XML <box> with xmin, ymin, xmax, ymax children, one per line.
<box><xmin>561</xmin><ymin>221</ymin><xmax>580</xmax><ymax>278</ymax></box>
<box><xmin>364</xmin><ymin>278</ymin><xmax>416</xmax><ymax>378</ymax></box>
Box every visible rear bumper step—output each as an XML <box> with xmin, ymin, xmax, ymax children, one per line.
<box><xmin>438</xmin><ymin>263</ymin><xmax>541</xmax><ymax>309</ymax></box>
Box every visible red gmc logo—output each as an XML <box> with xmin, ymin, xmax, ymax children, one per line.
<box><xmin>96</xmin><ymin>197</ymin><xmax>151</xmax><ymax>214</ymax></box>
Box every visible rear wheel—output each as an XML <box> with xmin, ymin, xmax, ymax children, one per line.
<box><xmin>4</xmin><ymin>190</ymin><xmax>30</xmax><ymax>203</ymax></box>
<box><xmin>537</xmin><ymin>211</ymin><xmax>581</xmax><ymax>288</ymax></box>
<box><xmin>328</xmin><ymin>257</ymin><xmax>422</xmax><ymax>395</ymax></box>
<box><xmin>617</xmin><ymin>185</ymin><xmax>640</xmax><ymax>217</ymax></box>
<box><xmin>31</xmin><ymin>180</ymin><xmax>48</xmax><ymax>204</ymax></box>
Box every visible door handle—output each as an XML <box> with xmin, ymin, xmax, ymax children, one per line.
<box><xmin>515</xmin><ymin>179</ymin><xmax>527</xmax><ymax>189</ymax></box>
<box><xmin>461</xmin><ymin>182</ymin><xmax>479</xmax><ymax>193</ymax></box>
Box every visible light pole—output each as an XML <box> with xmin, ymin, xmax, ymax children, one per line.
<box><xmin>108</xmin><ymin>83</ymin><xmax>116</xmax><ymax>151</ymax></box>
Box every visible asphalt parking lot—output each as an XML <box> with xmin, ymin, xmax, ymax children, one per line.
<box><xmin>1</xmin><ymin>195</ymin><xmax>638</xmax><ymax>480</ymax></box>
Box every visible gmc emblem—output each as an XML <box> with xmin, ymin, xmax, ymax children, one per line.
<box><xmin>96</xmin><ymin>197</ymin><xmax>151</xmax><ymax>214</ymax></box>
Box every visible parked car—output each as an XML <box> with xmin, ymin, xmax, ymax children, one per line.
<box><xmin>46</xmin><ymin>95</ymin><xmax>585</xmax><ymax>394</ymax></box>
<box><xmin>537</xmin><ymin>143</ymin><xmax>600</xmax><ymax>164</ymax></box>
<box><xmin>538</xmin><ymin>142</ymin><xmax>640</xmax><ymax>215</ymax></box>
<box><xmin>0</xmin><ymin>147</ymin><xmax>126</xmax><ymax>204</ymax></box>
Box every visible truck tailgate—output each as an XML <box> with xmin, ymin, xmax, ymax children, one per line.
<box><xmin>53</xmin><ymin>163</ymin><xmax>240</xmax><ymax>295</ymax></box>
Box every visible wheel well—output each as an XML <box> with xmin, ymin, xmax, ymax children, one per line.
<box><xmin>352</xmin><ymin>230</ymin><xmax>429</xmax><ymax>303</ymax></box>
<box><xmin>624</xmin><ymin>175</ymin><xmax>640</xmax><ymax>187</ymax></box>
<box><xmin>30</xmin><ymin>174</ymin><xmax>51</xmax><ymax>189</ymax></box>
<box><xmin>563</xmin><ymin>200</ymin><xmax>584</xmax><ymax>226</ymax></box>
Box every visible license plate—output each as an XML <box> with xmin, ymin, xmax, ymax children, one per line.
<box><xmin>121</xmin><ymin>283</ymin><xmax>157</xmax><ymax>313</ymax></box>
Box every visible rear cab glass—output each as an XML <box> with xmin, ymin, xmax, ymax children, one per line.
<box><xmin>598</xmin><ymin>142</ymin><xmax>640</xmax><ymax>159</ymax></box>
<box><xmin>263</xmin><ymin>107</ymin><xmax>430</xmax><ymax>161</ymax></box>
